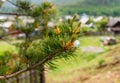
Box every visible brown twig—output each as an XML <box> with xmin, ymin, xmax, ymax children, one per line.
<box><xmin>0</xmin><ymin>12</ymin><xmax>29</xmax><ymax>16</ymax></box>
<box><xmin>6</xmin><ymin>0</ymin><xmax>18</xmax><ymax>8</ymax></box>
<box><xmin>0</xmin><ymin>49</ymin><xmax>63</xmax><ymax>79</ymax></box>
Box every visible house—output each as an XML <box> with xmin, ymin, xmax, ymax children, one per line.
<box><xmin>93</xmin><ymin>16</ymin><xmax>103</xmax><ymax>23</ymax></box>
<box><xmin>79</xmin><ymin>13</ymin><xmax>89</xmax><ymax>24</ymax></box>
<box><xmin>18</xmin><ymin>16</ymin><xmax>35</xmax><ymax>25</ymax></box>
<box><xmin>106</xmin><ymin>19</ymin><xmax>120</xmax><ymax>35</ymax></box>
<box><xmin>64</xmin><ymin>15</ymin><xmax>73</xmax><ymax>20</ymax></box>
<box><xmin>80</xmin><ymin>15</ymin><xmax>89</xmax><ymax>24</ymax></box>
<box><xmin>59</xmin><ymin>18</ymin><xmax>63</xmax><ymax>22</ymax></box>
<box><xmin>0</xmin><ymin>21</ymin><xmax>22</xmax><ymax>37</ymax></box>
<box><xmin>47</xmin><ymin>21</ymin><xmax>55</xmax><ymax>28</ymax></box>
<box><xmin>80</xmin><ymin>15</ymin><xmax>96</xmax><ymax>28</ymax></box>
<box><xmin>0</xmin><ymin>16</ymin><xmax>7</xmax><ymax>20</ymax></box>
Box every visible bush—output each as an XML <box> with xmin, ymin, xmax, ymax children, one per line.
<box><xmin>98</xmin><ymin>59</ymin><xmax>105</xmax><ymax>66</ymax></box>
<box><xmin>96</xmin><ymin>17</ymin><xmax>108</xmax><ymax>31</ymax></box>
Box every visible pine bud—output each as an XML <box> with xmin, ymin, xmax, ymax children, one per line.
<box><xmin>61</xmin><ymin>41</ymin><xmax>65</xmax><ymax>48</ymax></box>
<box><xmin>6</xmin><ymin>70</ymin><xmax>13</xmax><ymax>75</ymax></box>
<box><xmin>73</xmin><ymin>22</ymin><xmax>81</xmax><ymax>34</ymax></box>
<box><xmin>35</xmin><ymin>22</ymin><xmax>39</xmax><ymax>28</ymax></box>
<box><xmin>54</xmin><ymin>26</ymin><xmax>60</xmax><ymax>34</ymax></box>
<box><xmin>9</xmin><ymin>60</ymin><xmax>14</xmax><ymax>69</ymax></box>
<box><xmin>65</xmin><ymin>38</ymin><xmax>75</xmax><ymax>50</ymax></box>
<box><xmin>70</xmin><ymin>14</ymin><xmax>77</xmax><ymax>25</ymax></box>
<box><xmin>50</xmin><ymin>3</ymin><xmax>54</xmax><ymax>8</ymax></box>
<box><xmin>9</xmin><ymin>24</ymin><xmax>14</xmax><ymax>32</ymax></box>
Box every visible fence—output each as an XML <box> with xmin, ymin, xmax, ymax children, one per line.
<box><xmin>2</xmin><ymin>70</ymin><xmax>41</xmax><ymax>83</ymax></box>
<box><xmin>0</xmin><ymin>51</ymin><xmax>53</xmax><ymax>83</ymax></box>
<box><xmin>82</xmin><ymin>31</ymin><xmax>114</xmax><ymax>36</ymax></box>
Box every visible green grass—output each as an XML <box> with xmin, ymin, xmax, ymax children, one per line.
<box><xmin>79</xmin><ymin>36</ymin><xmax>101</xmax><ymax>46</ymax></box>
<box><xmin>46</xmin><ymin>36</ymin><xmax>120</xmax><ymax>83</ymax></box>
<box><xmin>0</xmin><ymin>41</ymin><xmax>16</xmax><ymax>56</ymax></box>
<box><xmin>0</xmin><ymin>36</ymin><xmax>119</xmax><ymax>82</ymax></box>
<box><xmin>47</xmin><ymin>36</ymin><xmax>103</xmax><ymax>74</ymax></box>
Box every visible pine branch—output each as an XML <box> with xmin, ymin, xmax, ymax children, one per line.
<box><xmin>0</xmin><ymin>49</ymin><xmax>63</xmax><ymax>79</ymax></box>
<box><xmin>6</xmin><ymin>0</ymin><xmax>18</xmax><ymax>7</ymax></box>
<box><xmin>6</xmin><ymin>0</ymin><xmax>31</xmax><ymax>9</ymax></box>
<box><xmin>0</xmin><ymin>12</ymin><xmax>30</xmax><ymax>16</ymax></box>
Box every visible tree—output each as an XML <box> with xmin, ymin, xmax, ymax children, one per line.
<box><xmin>0</xmin><ymin>0</ymin><xmax>80</xmax><ymax>83</ymax></box>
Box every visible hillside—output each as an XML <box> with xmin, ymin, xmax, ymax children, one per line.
<box><xmin>1</xmin><ymin>0</ymin><xmax>120</xmax><ymax>16</ymax></box>
<box><xmin>46</xmin><ymin>36</ymin><xmax>120</xmax><ymax>83</ymax></box>
<box><xmin>49</xmin><ymin>0</ymin><xmax>120</xmax><ymax>16</ymax></box>
<box><xmin>55</xmin><ymin>0</ymin><xmax>120</xmax><ymax>16</ymax></box>
<box><xmin>50</xmin><ymin>0</ymin><xmax>120</xmax><ymax>7</ymax></box>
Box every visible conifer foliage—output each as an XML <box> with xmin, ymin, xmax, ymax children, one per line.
<box><xmin>0</xmin><ymin>0</ymin><xmax>80</xmax><ymax>82</ymax></box>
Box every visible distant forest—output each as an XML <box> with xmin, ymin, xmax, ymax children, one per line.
<box><xmin>57</xmin><ymin>0</ymin><xmax>120</xmax><ymax>16</ymax></box>
<box><xmin>1</xmin><ymin>0</ymin><xmax>120</xmax><ymax>16</ymax></box>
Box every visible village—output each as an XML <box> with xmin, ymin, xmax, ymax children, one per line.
<box><xmin>0</xmin><ymin>14</ymin><xmax>120</xmax><ymax>46</ymax></box>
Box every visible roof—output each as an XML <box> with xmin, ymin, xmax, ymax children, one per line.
<box><xmin>0</xmin><ymin>16</ymin><xmax>7</xmax><ymax>20</ymax></box>
<box><xmin>111</xmin><ymin>27</ymin><xmax>120</xmax><ymax>31</ymax></box>
<box><xmin>0</xmin><ymin>21</ymin><xmax>13</xmax><ymax>28</ymax></box>
<box><xmin>93</xmin><ymin>16</ymin><xmax>103</xmax><ymax>22</ymax></box>
<box><xmin>65</xmin><ymin>15</ymin><xmax>73</xmax><ymax>20</ymax></box>
<box><xmin>106</xmin><ymin>19</ymin><xmax>120</xmax><ymax>27</ymax></box>
<box><xmin>80</xmin><ymin>16</ymin><xmax>89</xmax><ymax>24</ymax></box>
<box><xmin>19</xmin><ymin>16</ymin><xmax>35</xmax><ymax>24</ymax></box>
